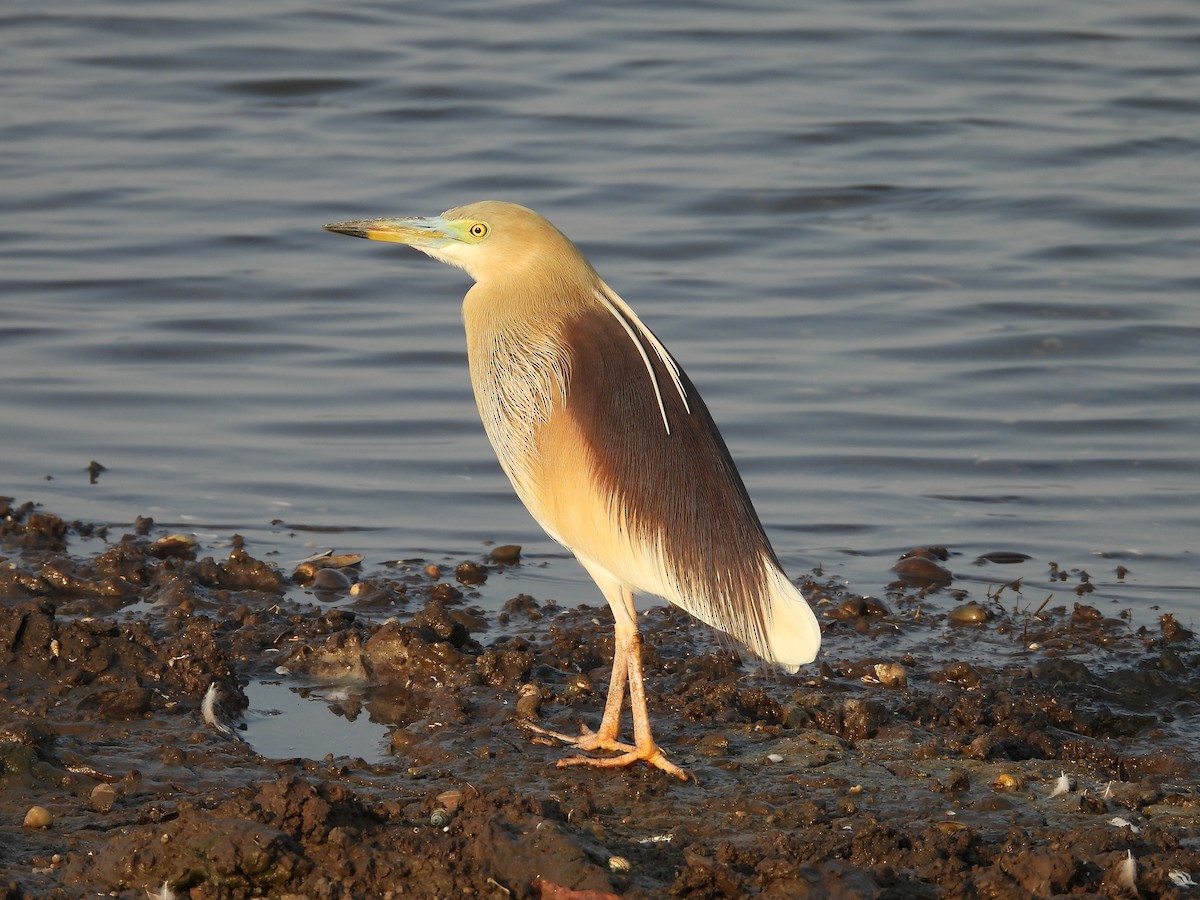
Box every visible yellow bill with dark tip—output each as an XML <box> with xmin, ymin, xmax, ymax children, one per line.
<box><xmin>322</xmin><ymin>216</ymin><xmax>456</xmax><ymax>247</ymax></box>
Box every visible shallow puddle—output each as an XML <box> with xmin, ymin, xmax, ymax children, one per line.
<box><xmin>242</xmin><ymin>678</ymin><xmax>392</xmax><ymax>763</ymax></box>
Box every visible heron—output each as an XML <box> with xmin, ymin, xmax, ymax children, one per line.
<box><xmin>324</xmin><ymin>201</ymin><xmax>820</xmax><ymax>780</ymax></box>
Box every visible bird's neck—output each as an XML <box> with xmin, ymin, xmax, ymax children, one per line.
<box><xmin>463</xmin><ymin>264</ymin><xmax>598</xmax><ymax>337</ymax></box>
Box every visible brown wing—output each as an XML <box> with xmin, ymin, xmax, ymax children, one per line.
<box><xmin>544</xmin><ymin>298</ymin><xmax>779</xmax><ymax>648</ymax></box>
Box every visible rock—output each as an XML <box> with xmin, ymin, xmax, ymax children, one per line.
<box><xmin>489</xmin><ymin>545</ymin><xmax>522</xmax><ymax>564</ymax></box>
<box><xmin>90</xmin><ymin>783</ymin><xmax>118</xmax><ymax>813</ymax></box>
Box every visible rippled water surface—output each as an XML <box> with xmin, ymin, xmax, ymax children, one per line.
<box><xmin>4</xmin><ymin>0</ymin><xmax>1198</xmax><ymax>622</ymax></box>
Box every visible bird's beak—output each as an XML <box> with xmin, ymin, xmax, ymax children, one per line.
<box><xmin>323</xmin><ymin>216</ymin><xmax>457</xmax><ymax>248</ymax></box>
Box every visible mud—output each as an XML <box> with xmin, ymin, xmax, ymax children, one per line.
<box><xmin>1</xmin><ymin>495</ymin><xmax>1198</xmax><ymax>898</ymax></box>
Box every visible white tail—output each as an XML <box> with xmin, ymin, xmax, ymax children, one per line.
<box><xmin>757</xmin><ymin>564</ymin><xmax>821</xmax><ymax>672</ymax></box>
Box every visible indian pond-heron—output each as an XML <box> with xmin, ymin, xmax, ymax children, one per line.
<box><xmin>324</xmin><ymin>201</ymin><xmax>821</xmax><ymax>780</ymax></box>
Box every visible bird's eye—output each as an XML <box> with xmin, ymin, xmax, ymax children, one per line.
<box><xmin>468</xmin><ymin>222</ymin><xmax>488</xmax><ymax>238</ymax></box>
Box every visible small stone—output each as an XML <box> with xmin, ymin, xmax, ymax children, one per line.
<box><xmin>697</xmin><ymin>732</ymin><xmax>730</xmax><ymax>757</ymax></box>
<box><xmin>948</xmin><ymin>603</ymin><xmax>991</xmax><ymax>625</ymax></box>
<box><xmin>828</xmin><ymin>596</ymin><xmax>890</xmax><ymax>619</ymax></box>
<box><xmin>965</xmin><ymin>734</ymin><xmax>993</xmax><ymax>760</ymax></box>
<box><xmin>489</xmin><ymin>545</ymin><xmax>522</xmax><ymax>564</ymax></box>
<box><xmin>429</xmin><ymin>582</ymin><xmax>462</xmax><ymax>603</ymax></box>
<box><xmin>311</xmin><ymin>568</ymin><xmax>352</xmax><ymax>592</ymax></box>
<box><xmin>608</xmin><ymin>855</ymin><xmax>631</xmax><ymax>873</ymax></box>
<box><xmin>564</xmin><ymin>673</ymin><xmax>594</xmax><ymax>697</ymax></box>
<box><xmin>516</xmin><ymin>684</ymin><xmax>542</xmax><ymax>720</ymax></box>
<box><xmin>24</xmin><ymin>806</ymin><xmax>52</xmax><ymax>828</ymax></box>
<box><xmin>90</xmin><ymin>783</ymin><xmax>118</xmax><ymax>813</ymax></box>
<box><xmin>893</xmin><ymin>554</ymin><xmax>953</xmax><ymax>586</ymax></box>
<box><xmin>974</xmin><ymin>551</ymin><xmax>1031</xmax><ymax>564</ymax></box>
<box><xmin>435</xmin><ymin>790</ymin><xmax>464</xmax><ymax>812</ymax></box>
<box><xmin>873</xmin><ymin>662</ymin><xmax>907</xmax><ymax>688</ymax></box>
<box><xmin>148</xmin><ymin>533</ymin><xmax>198</xmax><ymax>559</ymax></box>
<box><xmin>454</xmin><ymin>562</ymin><xmax>488</xmax><ymax>585</ymax></box>
<box><xmin>992</xmin><ymin>773</ymin><xmax>1024</xmax><ymax>792</ymax></box>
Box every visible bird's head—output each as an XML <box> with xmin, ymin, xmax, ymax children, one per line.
<box><xmin>324</xmin><ymin>200</ymin><xmax>588</xmax><ymax>285</ymax></box>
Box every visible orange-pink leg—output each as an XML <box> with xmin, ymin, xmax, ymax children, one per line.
<box><xmin>523</xmin><ymin>621</ymin><xmax>635</xmax><ymax>753</ymax></box>
<box><xmin>526</xmin><ymin>573</ymin><xmax>692</xmax><ymax>781</ymax></box>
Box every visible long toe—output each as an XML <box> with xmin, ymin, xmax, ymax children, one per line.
<box><xmin>558</xmin><ymin>746</ymin><xmax>693</xmax><ymax>782</ymax></box>
<box><xmin>520</xmin><ymin>721</ymin><xmax>636</xmax><ymax>754</ymax></box>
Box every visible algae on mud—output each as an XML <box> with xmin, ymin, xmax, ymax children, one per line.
<box><xmin>1</xmin><ymin>496</ymin><xmax>1198</xmax><ymax>898</ymax></box>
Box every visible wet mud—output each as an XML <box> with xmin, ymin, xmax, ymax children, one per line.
<box><xmin>1</xmin><ymin>496</ymin><xmax>1198</xmax><ymax>898</ymax></box>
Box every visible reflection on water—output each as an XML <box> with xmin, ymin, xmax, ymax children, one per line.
<box><xmin>2</xmin><ymin>0</ymin><xmax>1197</xmax><ymax>626</ymax></box>
<box><xmin>243</xmin><ymin>679</ymin><xmax>392</xmax><ymax>764</ymax></box>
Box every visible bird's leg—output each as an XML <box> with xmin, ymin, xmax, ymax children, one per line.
<box><xmin>556</xmin><ymin>586</ymin><xmax>693</xmax><ymax>781</ymax></box>
<box><xmin>521</xmin><ymin>609</ymin><xmax>635</xmax><ymax>752</ymax></box>
<box><xmin>575</xmin><ymin>627</ymin><xmax>632</xmax><ymax>747</ymax></box>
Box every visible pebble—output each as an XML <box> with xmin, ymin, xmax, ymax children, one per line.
<box><xmin>90</xmin><ymin>783</ymin><xmax>118</xmax><ymax>813</ymax></box>
<box><xmin>293</xmin><ymin>553</ymin><xmax>364</xmax><ymax>583</ymax></box>
<box><xmin>608</xmin><ymin>855</ymin><xmax>631</xmax><ymax>873</ymax></box>
<box><xmin>516</xmin><ymin>684</ymin><xmax>542</xmax><ymax>720</ymax></box>
<box><xmin>873</xmin><ymin>662</ymin><xmax>907</xmax><ymax>688</ymax></box>
<box><xmin>893</xmin><ymin>555</ymin><xmax>953</xmax><ymax>585</ymax></box>
<box><xmin>24</xmin><ymin>806</ymin><xmax>52</xmax><ymax>828</ymax></box>
<box><xmin>454</xmin><ymin>561</ymin><xmax>488</xmax><ymax>585</ymax></box>
<box><xmin>148</xmin><ymin>533</ymin><xmax>199</xmax><ymax>558</ymax></box>
<box><xmin>948</xmin><ymin>603</ymin><xmax>991</xmax><ymax>625</ymax></box>
<box><xmin>992</xmin><ymin>773</ymin><xmax>1024</xmax><ymax>792</ymax></box>
<box><xmin>435</xmin><ymin>790</ymin><xmax>464</xmax><ymax>812</ymax></box>
<box><xmin>934</xmin><ymin>661</ymin><xmax>982</xmax><ymax>688</ymax></box>
<box><xmin>311</xmin><ymin>568</ymin><xmax>352</xmax><ymax>591</ymax></box>
<box><xmin>974</xmin><ymin>551</ymin><xmax>1031</xmax><ymax>564</ymax></box>
<box><xmin>564</xmin><ymin>673</ymin><xmax>594</xmax><ymax>698</ymax></box>
<box><xmin>489</xmin><ymin>544</ymin><xmax>522</xmax><ymax>564</ymax></box>
<box><xmin>828</xmin><ymin>596</ymin><xmax>891</xmax><ymax>619</ymax></box>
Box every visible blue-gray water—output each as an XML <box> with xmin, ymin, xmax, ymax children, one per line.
<box><xmin>3</xmin><ymin>1</ymin><xmax>1198</xmax><ymax>627</ymax></box>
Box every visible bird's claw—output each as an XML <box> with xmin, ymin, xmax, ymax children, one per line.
<box><xmin>519</xmin><ymin>720</ymin><xmax>635</xmax><ymax>754</ymax></box>
<box><xmin>557</xmin><ymin>746</ymin><xmax>694</xmax><ymax>782</ymax></box>
<box><xmin>519</xmin><ymin>721</ymin><xmax>693</xmax><ymax>780</ymax></box>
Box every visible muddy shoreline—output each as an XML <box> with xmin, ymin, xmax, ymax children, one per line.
<box><xmin>1</xmin><ymin>496</ymin><xmax>1197</xmax><ymax>898</ymax></box>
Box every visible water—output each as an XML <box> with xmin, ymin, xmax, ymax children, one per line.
<box><xmin>3</xmin><ymin>0</ymin><xmax>1198</xmax><ymax>630</ymax></box>
<box><xmin>243</xmin><ymin>679</ymin><xmax>392</xmax><ymax>763</ymax></box>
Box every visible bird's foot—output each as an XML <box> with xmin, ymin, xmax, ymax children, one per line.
<box><xmin>521</xmin><ymin>721</ymin><xmax>691</xmax><ymax>779</ymax></box>
<box><xmin>558</xmin><ymin>744</ymin><xmax>694</xmax><ymax>782</ymax></box>
<box><xmin>520</xmin><ymin>721</ymin><xmax>635</xmax><ymax>754</ymax></box>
